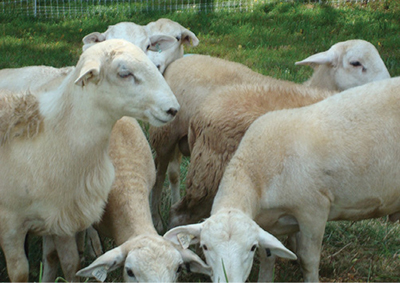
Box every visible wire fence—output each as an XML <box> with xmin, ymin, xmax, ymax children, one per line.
<box><xmin>1</xmin><ymin>0</ymin><xmax>380</xmax><ymax>18</ymax></box>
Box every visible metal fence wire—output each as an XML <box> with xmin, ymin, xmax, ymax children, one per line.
<box><xmin>1</xmin><ymin>0</ymin><xmax>380</xmax><ymax>18</ymax></box>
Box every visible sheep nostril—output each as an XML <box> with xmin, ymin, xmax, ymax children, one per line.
<box><xmin>167</xmin><ymin>108</ymin><xmax>178</xmax><ymax>117</ymax></box>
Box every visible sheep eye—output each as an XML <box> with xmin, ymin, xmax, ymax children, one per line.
<box><xmin>176</xmin><ymin>36</ymin><xmax>181</xmax><ymax>41</ymax></box>
<box><xmin>126</xmin><ymin>268</ymin><xmax>135</xmax><ymax>278</ymax></box>
<box><xmin>350</xmin><ymin>61</ymin><xmax>362</xmax><ymax>67</ymax></box>
<box><xmin>251</xmin><ymin>244</ymin><xmax>257</xmax><ymax>252</ymax></box>
<box><xmin>202</xmin><ymin>244</ymin><xmax>208</xmax><ymax>251</ymax></box>
<box><xmin>146</xmin><ymin>44</ymin><xmax>151</xmax><ymax>51</ymax></box>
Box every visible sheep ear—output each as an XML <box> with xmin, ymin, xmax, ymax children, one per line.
<box><xmin>75</xmin><ymin>60</ymin><xmax>101</xmax><ymax>86</ymax></box>
<box><xmin>149</xmin><ymin>34</ymin><xmax>177</xmax><ymax>52</ymax></box>
<box><xmin>179</xmin><ymin>248</ymin><xmax>212</xmax><ymax>276</ymax></box>
<box><xmin>163</xmin><ymin>223</ymin><xmax>202</xmax><ymax>249</ymax></box>
<box><xmin>258</xmin><ymin>227</ymin><xmax>297</xmax><ymax>260</ymax></box>
<box><xmin>82</xmin><ymin>32</ymin><xmax>107</xmax><ymax>45</ymax></box>
<box><xmin>181</xmin><ymin>29</ymin><xmax>199</xmax><ymax>46</ymax></box>
<box><xmin>76</xmin><ymin>245</ymin><xmax>127</xmax><ymax>282</ymax></box>
<box><xmin>295</xmin><ymin>50</ymin><xmax>336</xmax><ymax>67</ymax></box>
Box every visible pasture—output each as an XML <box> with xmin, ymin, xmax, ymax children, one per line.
<box><xmin>0</xmin><ymin>1</ymin><xmax>400</xmax><ymax>281</ymax></box>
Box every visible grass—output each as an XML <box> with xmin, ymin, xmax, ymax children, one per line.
<box><xmin>0</xmin><ymin>1</ymin><xmax>400</xmax><ymax>282</ymax></box>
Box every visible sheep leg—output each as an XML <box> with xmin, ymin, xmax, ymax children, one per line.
<box><xmin>1</xmin><ymin>228</ymin><xmax>29</xmax><ymax>282</ymax></box>
<box><xmin>257</xmin><ymin>247</ymin><xmax>276</xmax><ymax>282</ymax></box>
<box><xmin>151</xmin><ymin>153</ymin><xmax>171</xmax><ymax>233</ymax></box>
<box><xmin>85</xmin><ymin>226</ymin><xmax>103</xmax><ymax>258</ymax></box>
<box><xmin>287</xmin><ymin>232</ymin><xmax>298</xmax><ymax>253</ymax></box>
<box><xmin>75</xmin><ymin>230</ymin><xmax>86</xmax><ymax>263</ymax></box>
<box><xmin>168</xmin><ymin>145</ymin><xmax>182</xmax><ymax>205</ymax></box>
<box><xmin>42</xmin><ymin>235</ymin><xmax>59</xmax><ymax>282</ymax></box>
<box><xmin>295</xmin><ymin>211</ymin><xmax>328</xmax><ymax>282</ymax></box>
<box><xmin>53</xmin><ymin>235</ymin><xmax>80</xmax><ymax>282</ymax></box>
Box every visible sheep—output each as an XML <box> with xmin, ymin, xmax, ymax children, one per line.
<box><xmin>165</xmin><ymin>76</ymin><xmax>400</xmax><ymax>282</ymax></box>
<box><xmin>42</xmin><ymin>117</ymin><xmax>210</xmax><ymax>282</ymax></box>
<box><xmin>0</xmin><ymin>39</ymin><xmax>180</xmax><ymax>282</ymax></box>
<box><xmin>150</xmin><ymin>39</ymin><xmax>390</xmax><ymax>232</ymax></box>
<box><xmin>145</xmin><ymin>18</ymin><xmax>200</xmax><ymax>73</ymax></box>
<box><xmin>0</xmin><ymin>18</ymin><xmax>198</xmax><ymax>280</ymax></box>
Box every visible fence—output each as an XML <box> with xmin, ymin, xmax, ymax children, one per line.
<box><xmin>1</xmin><ymin>0</ymin><xmax>379</xmax><ymax>18</ymax></box>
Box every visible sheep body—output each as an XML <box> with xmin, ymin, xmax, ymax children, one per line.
<box><xmin>0</xmin><ymin>92</ymin><xmax>42</xmax><ymax>144</ymax></box>
<box><xmin>0</xmin><ymin>66</ymin><xmax>73</xmax><ymax>94</ymax></box>
<box><xmin>0</xmin><ymin>39</ymin><xmax>179</xmax><ymax>282</ymax></box>
<box><xmin>166</xmin><ymin>77</ymin><xmax>400</xmax><ymax>282</ymax></box>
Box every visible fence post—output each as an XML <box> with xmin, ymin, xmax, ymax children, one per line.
<box><xmin>34</xmin><ymin>0</ymin><xmax>37</xmax><ymax>17</ymax></box>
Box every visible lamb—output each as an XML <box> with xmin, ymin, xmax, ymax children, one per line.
<box><xmin>42</xmin><ymin>117</ymin><xmax>210</xmax><ymax>282</ymax></box>
<box><xmin>0</xmin><ymin>39</ymin><xmax>179</xmax><ymax>282</ymax></box>
<box><xmin>145</xmin><ymin>18</ymin><xmax>200</xmax><ymax>73</ymax></box>
<box><xmin>165</xmin><ymin>77</ymin><xmax>400</xmax><ymax>282</ymax></box>
<box><xmin>150</xmin><ymin>39</ymin><xmax>390</xmax><ymax>232</ymax></box>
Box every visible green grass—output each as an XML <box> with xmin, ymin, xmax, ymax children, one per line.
<box><xmin>0</xmin><ymin>1</ymin><xmax>400</xmax><ymax>282</ymax></box>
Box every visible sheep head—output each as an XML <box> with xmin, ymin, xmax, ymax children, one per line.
<box><xmin>164</xmin><ymin>209</ymin><xmax>297</xmax><ymax>283</ymax></box>
<box><xmin>81</xmin><ymin>22</ymin><xmax>177</xmax><ymax>66</ymax></box>
<box><xmin>146</xmin><ymin>18</ymin><xmax>199</xmax><ymax>73</ymax></box>
<box><xmin>74</xmin><ymin>39</ymin><xmax>180</xmax><ymax>127</ymax></box>
<box><xmin>296</xmin><ymin>39</ymin><xmax>390</xmax><ymax>91</ymax></box>
<box><xmin>76</xmin><ymin>234</ymin><xmax>210</xmax><ymax>282</ymax></box>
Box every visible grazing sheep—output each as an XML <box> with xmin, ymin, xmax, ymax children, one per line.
<box><xmin>150</xmin><ymin>39</ymin><xmax>390</xmax><ymax>232</ymax></box>
<box><xmin>43</xmin><ymin>117</ymin><xmax>210</xmax><ymax>282</ymax></box>
<box><xmin>0</xmin><ymin>39</ymin><xmax>179</xmax><ymax>282</ymax></box>
<box><xmin>165</xmin><ymin>77</ymin><xmax>400</xmax><ymax>282</ymax></box>
<box><xmin>145</xmin><ymin>18</ymin><xmax>200</xmax><ymax>73</ymax></box>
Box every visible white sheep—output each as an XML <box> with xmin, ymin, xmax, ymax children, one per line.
<box><xmin>42</xmin><ymin>117</ymin><xmax>210</xmax><ymax>282</ymax></box>
<box><xmin>165</xmin><ymin>77</ymin><xmax>400</xmax><ymax>282</ymax></box>
<box><xmin>150</xmin><ymin>39</ymin><xmax>390</xmax><ymax>232</ymax></box>
<box><xmin>145</xmin><ymin>18</ymin><xmax>200</xmax><ymax>73</ymax></box>
<box><xmin>0</xmin><ymin>39</ymin><xmax>179</xmax><ymax>282</ymax></box>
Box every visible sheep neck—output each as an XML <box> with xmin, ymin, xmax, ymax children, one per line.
<box><xmin>211</xmin><ymin>160</ymin><xmax>261</xmax><ymax>219</ymax></box>
<box><xmin>27</xmin><ymin>69</ymin><xmax>117</xmax><ymax>235</ymax></box>
<box><xmin>304</xmin><ymin>64</ymin><xmax>339</xmax><ymax>91</ymax></box>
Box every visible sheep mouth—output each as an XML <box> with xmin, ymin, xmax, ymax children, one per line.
<box><xmin>154</xmin><ymin>116</ymin><xmax>170</xmax><ymax>124</ymax></box>
<box><xmin>148</xmin><ymin>112</ymin><xmax>174</xmax><ymax>126</ymax></box>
